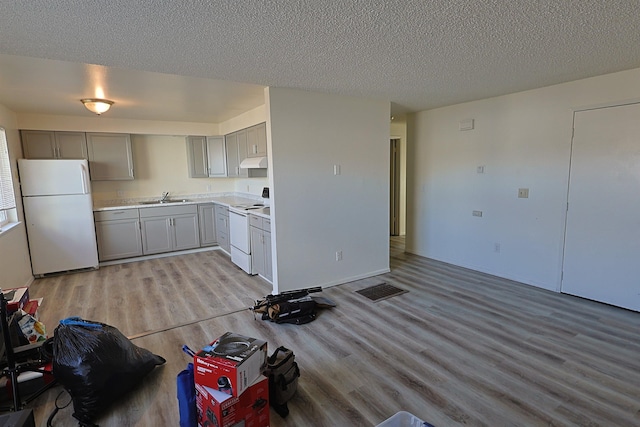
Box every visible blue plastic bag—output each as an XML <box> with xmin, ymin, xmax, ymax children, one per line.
<box><xmin>177</xmin><ymin>362</ymin><xmax>197</xmax><ymax>427</ymax></box>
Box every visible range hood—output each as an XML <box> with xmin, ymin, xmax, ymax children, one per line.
<box><xmin>240</xmin><ymin>157</ymin><xmax>268</xmax><ymax>169</ymax></box>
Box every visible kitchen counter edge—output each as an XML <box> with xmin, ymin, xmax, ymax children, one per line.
<box><xmin>93</xmin><ymin>195</ymin><xmax>270</xmax><ymax>218</ymax></box>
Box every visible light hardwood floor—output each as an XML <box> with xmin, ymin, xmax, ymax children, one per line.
<box><xmin>20</xmin><ymin>239</ymin><xmax>640</xmax><ymax>426</ymax></box>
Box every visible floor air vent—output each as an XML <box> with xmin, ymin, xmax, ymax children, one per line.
<box><xmin>356</xmin><ymin>283</ymin><xmax>407</xmax><ymax>302</ymax></box>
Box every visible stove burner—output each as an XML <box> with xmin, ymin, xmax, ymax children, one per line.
<box><xmin>233</xmin><ymin>203</ymin><xmax>265</xmax><ymax>211</ymax></box>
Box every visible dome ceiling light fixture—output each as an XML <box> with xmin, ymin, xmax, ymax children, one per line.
<box><xmin>80</xmin><ymin>98</ymin><xmax>114</xmax><ymax>115</ymax></box>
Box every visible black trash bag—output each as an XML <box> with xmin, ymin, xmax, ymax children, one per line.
<box><xmin>52</xmin><ymin>317</ymin><xmax>166</xmax><ymax>426</ymax></box>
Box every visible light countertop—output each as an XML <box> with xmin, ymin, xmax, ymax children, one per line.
<box><xmin>93</xmin><ymin>193</ymin><xmax>270</xmax><ymax>218</ymax></box>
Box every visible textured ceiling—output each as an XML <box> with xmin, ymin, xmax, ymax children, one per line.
<box><xmin>1</xmin><ymin>0</ymin><xmax>640</xmax><ymax>122</ymax></box>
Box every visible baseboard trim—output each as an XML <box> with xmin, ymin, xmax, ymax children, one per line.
<box><xmin>99</xmin><ymin>246</ymin><xmax>220</xmax><ymax>267</ymax></box>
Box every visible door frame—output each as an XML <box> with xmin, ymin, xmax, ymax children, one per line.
<box><xmin>390</xmin><ymin>138</ymin><xmax>400</xmax><ymax>236</ymax></box>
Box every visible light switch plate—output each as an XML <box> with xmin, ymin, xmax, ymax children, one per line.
<box><xmin>459</xmin><ymin>119</ymin><xmax>474</xmax><ymax>131</ymax></box>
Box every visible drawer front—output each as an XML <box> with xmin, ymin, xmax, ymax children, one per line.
<box><xmin>214</xmin><ymin>204</ymin><xmax>228</xmax><ymax>217</ymax></box>
<box><xmin>139</xmin><ymin>204</ymin><xmax>197</xmax><ymax>218</ymax></box>
<box><xmin>216</xmin><ymin>214</ymin><xmax>228</xmax><ymax>231</ymax></box>
<box><xmin>262</xmin><ymin>218</ymin><xmax>270</xmax><ymax>231</ymax></box>
<box><xmin>94</xmin><ymin>209</ymin><xmax>139</xmax><ymax>221</ymax></box>
<box><xmin>217</xmin><ymin>231</ymin><xmax>229</xmax><ymax>250</ymax></box>
<box><xmin>249</xmin><ymin>214</ymin><xmax>262</xmax><ymax>229</ymax></box>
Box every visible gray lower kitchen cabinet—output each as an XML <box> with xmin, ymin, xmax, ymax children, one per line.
<box><xmin>87</xmin><ymin>132</ymin><xmax>134</xmax><ymax>180</ymax></box>
<box><xmin>140</xmin><ymin>205</ymin><xmax>199</xmax><ymax>255</ymax></box>
<box><xmin>21</xmin><ymin>130</ymin><xmax>88</xmax><ymax>159</ymax></box>
<box><xmin>94</xmin><ymin>209</ymin><xmax>143</xmax><ymax>261</ymax></box>
<box><xmin>263</xmin><ymin>230</ymin><xmax>272</xmax><ymax>282</ymax></box>
<box><xmin>214</xmin><ymin>204</ymin><xmax>230</xmax><ymax>253</ymax></box>
<box><xmin>250</xmin><ymin>215</ymin><xmax>272</xmax><ymax>282</ymax></box>
<box><xmin>198</xmin><ymin>203</ymin><xmax>217</xmax><ymax>246</ymax></box>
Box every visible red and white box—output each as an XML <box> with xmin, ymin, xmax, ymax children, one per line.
<box><xmin>22</xmin><ymin>299</ymin><xmax>40</xmax><ymax>320</ymax></box>
<box><xmin>194</xmin><ymin>332</ymin><xmax>267</xmax><ymax>397</ymax></box>
<box><xmin>3</xmin><ymin>287</ymin><xmax>29</xmax><ymax>314</ymax></box>
<box><xmin>196</xmin><ymin>375</ymin><xmax>269</xmax><ymax>427</ymax></box>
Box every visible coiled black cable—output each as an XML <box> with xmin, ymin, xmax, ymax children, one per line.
<box><xmin>46</xmin><ymin>389</ymin><xmax>72</xmax><ymax>427</ymax></box>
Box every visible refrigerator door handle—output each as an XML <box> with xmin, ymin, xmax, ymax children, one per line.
<box><xmin>80</xmin><ymin>163</ymin><xmax>90</xmax><ymax>194</ymax></box>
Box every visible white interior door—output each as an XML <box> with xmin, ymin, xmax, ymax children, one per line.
<box><xmin>561</xmin><ymin>103</ymin><xmax>640</xmax><ymax>312</ymax></box>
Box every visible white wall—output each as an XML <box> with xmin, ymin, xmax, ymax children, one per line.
<box><xmin>218</xmin><ymin>105</ymin><xmax>266</xmax><ymax>135</ymax></box>
<box><xmin>0</xmin><ymin>104</ymin><xmax>34</xmax><ymax>289</ymax></box>
<box><xmin>17</xmin><ymin>114</ymin><xmax>219</xmax><ymax>135</ymax></box>
<box><xmin>407</xmin><ymin>67</ymin><xmax>640</xmax><ymax>291</ymax></box>
<box><xmin>266</xmin><ymin>87</ymin><xmax>390</xmax><ymax>293</ymax></box>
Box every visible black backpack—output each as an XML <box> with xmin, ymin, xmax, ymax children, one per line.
<box><xmin>252</xmin><ymin>288</ymin><xmax>320</xmax><ymax>325</ymax></box>
<box><xmin>266</xmin><ymin>300</ymin><xmax>317</xmax><ymax>324</ymax></box>
<box><xmin>264</xmin><ymin>346</ymin><xmax>300</xmax><ymax>418</ymax></box>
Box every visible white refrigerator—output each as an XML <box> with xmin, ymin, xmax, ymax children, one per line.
<box><xmin>18</xmin><ymin>159</ymin><xmax>98</xmax><ymax>276</ymax></box>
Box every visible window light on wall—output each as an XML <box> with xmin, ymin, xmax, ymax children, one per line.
<box><xmin>0</xmin><ymin>128</ymin><xmax>16</xmax><ymax>228</ymax></box>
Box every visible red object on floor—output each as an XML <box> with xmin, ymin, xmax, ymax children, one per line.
<box><xmin>196</xmin><ymin>375</ymin><xmax>269</xmax><ymax>427</ymax></box>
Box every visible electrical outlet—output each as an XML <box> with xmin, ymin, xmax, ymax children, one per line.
<box><xmin>206</xmin><ymin>184</ymin><xmax>212</xmax><ymax>192</ymax></box>
<box><xmin>472</xmin><ymin>210</ymin><xmax>483</xmax><ymax>217</ymax></box>
<box><xmin>494</xmin><ymin>243</ymin><xmax>501</xmax><ymax>253</ymax></box>
<box><xmin>335</xmin><ymin>250</ymin><xmax>342</xmax><ymax>261</ymax></box>
<box><xmin>333</xmin><ymin>164</ymin><xmax>341</xmax><ymax>175</ymax></box>
<box><xmin>477</xmin><ymin>165</ymin><xmax>485</xmax><ymax>174</ymax></box>
<box><xmin>116</xmin><ymin>190</ymin><xmax>124</xmax><ymax>198</ymax></box>
<box><xmin>518</xmin><ymin>188</ymin><xmax>529</xmax><ymax>198</ymax></box>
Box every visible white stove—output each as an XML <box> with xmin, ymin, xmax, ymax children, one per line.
<box><xmin>229</xmin><ymin>208</ymin><xmax>254</xmax><ymax>274</ymax></box>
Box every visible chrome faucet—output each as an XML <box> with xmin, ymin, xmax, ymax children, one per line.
<box><xmin>161</xmin><ymin>191</ymin><xmax>170</xmax><ymax>202</ymax></box>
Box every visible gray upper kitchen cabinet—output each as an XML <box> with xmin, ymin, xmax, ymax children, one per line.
<box><xmin>21</xmin><ymin>130</ymin><xmax>88</xmax><ymax>159</ymax></box>
<box><xmin>206</xmin><ymin>136</ymin><xmax>227</xmax><ymax>177</ymax></box>
<box><xmin>246</xmin><ymin>122</ymin><xmax>267</xmax><ymax>158</ymax></box>
<box><xmin>86</xmin><ymin>132</ymin><xmax>134</xmax><ymax>181</ymax></box>
<box><xmin>187</xmin><ymin>135</ymin><xmax>227</xmax><ymax>178</ymax></box>
<box><xmin>94</xmin><ymin>209</ymin><xmax>143</xmax><ymax>261</ymax></box>
<box><xmin>186</xmin><ymin>136</ymin><xmax>208</xmax><ymax>178</ymax></box>
<box><xmin>198</xmin><ymin>203</ymin><xmax>217</xmax><ymax>247</ymax></box>
<box><xmin>140</xmin><ymin>205</ymin><xmax>200</xmax><ymax>255</ymax></box>
<box><xmin>225</xmin><ymin>130</ymin><xmax>249</xmax><ymax>178</ymax></box>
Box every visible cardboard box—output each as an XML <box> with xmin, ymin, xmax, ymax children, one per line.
<box><xmin>196</xmin><ymin>375</ymin><xmax>269</xmax><ymax>427</ymax></box>
<box><xmin>194</xmin><ymin>332</ymin><xmax>267</xmax><ymax>397</ymax></box>
<box><xmin>22</xmin><ymin>300</ymin><xmax>40</xmax><ymax>320</ymax></box>
<box><xmin>4</xmin><ymin>287</ymin><xmax>29</xmax><ymax>314</ymax></box>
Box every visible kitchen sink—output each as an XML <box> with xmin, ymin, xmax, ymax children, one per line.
<box><xmin>140</xmin><ymin>199</ymin><xmax>191</xmax><ymax>205</ymax></box>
